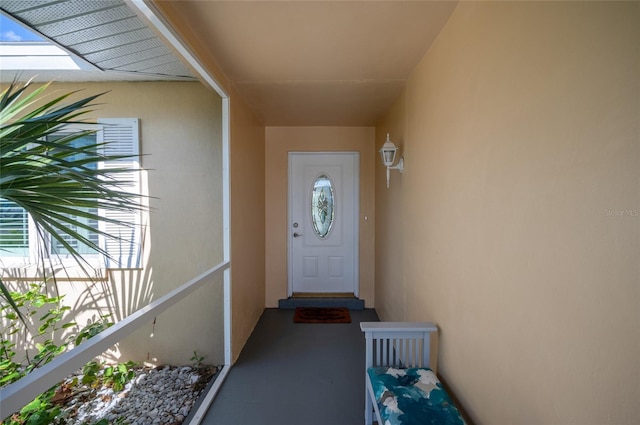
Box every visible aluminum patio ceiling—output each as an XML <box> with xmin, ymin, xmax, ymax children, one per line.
<box><xmin>0</xmin><ymin>0</ymin><xmax>195</xmax><ymax>82</ymax></box>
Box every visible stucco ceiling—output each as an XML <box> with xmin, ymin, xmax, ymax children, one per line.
<box><xmin>1</xmin><ymin>0</ymin><xmax>458</xmax><ymax>126</ymax></box>
<box><xmin>157</xmin><ymin>1</ymin><xmax>458</xmax><ymax>126</ymax></box>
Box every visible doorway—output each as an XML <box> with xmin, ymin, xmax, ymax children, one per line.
<box><xmin>288</xmin><ymin>152</ymin><xmax>359</xmax><ymax>296</ymax></box>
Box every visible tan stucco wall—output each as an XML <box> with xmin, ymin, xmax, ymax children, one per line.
<box><xmin>2</xmin><ymin>81</ymin><xmax>226</xmax><ymax>365</ymax></box>
<box><xmin>265</xmin><ymin>127</ymin><xmax>376</xmax><ymax>308</ymax></box>
<box><xmin>376</xmin><ymin>2</ymin><xmax>639</xmax><ymax>424</ymax></box>
<box><xmin>147</xmin><ymin>2</ymin><xmax>268</xmax><ymax>363</ymax></box>
<box><xmin>229</xmin><ymin>93</ymin><xmax>267</xmax><ymax>362</ymax></box>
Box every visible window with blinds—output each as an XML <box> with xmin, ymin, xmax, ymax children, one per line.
<box><xmin>0</xmin><ymin>199</ymin><xmax>29</xmax><ymax>256</ymax></box>
<box><xmin>98</xmin><ymin>118</ymin><xmax>142</xmax><ymax>268</ymax></box>
<box><xmin>0</xmin><ymin>118</ymin><xmax>141</xmax><ymax>268</ymax></box>
<box><xmin>47</xmin><ymin>132</ymin><xmax>101</xmax><ymax>256</ymax></box>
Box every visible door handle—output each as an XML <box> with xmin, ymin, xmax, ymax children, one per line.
<box><xmin>293</xmin><ymin>232</ymin><xmax>303</xmax><ymax>238</ymax></box>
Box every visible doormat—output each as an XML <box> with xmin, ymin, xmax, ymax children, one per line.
<box><xmin>293</xmin><ymin>307</ymin><xmax>351</xmax><ymax>323</ymax></box>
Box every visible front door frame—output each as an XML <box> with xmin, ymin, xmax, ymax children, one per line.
<box><xmin>287</xmin><ymin>151</ymin><xmax>360</xmax><ymax>297</ymax></box>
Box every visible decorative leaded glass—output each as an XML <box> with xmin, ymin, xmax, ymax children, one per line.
<box><xmin>311</xmin><ymin>174</ymin><xmax>334</xmax><ymax>238</ymax></box>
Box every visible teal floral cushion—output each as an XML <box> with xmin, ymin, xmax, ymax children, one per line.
<box><xmin>367</xmin><ymin>367</ymin><xmax>465</xmax><ymax>425</ymax></box>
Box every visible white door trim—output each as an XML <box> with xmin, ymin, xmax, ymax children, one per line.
<box><xmin>287</xmin><ymin>152</ymin><xmax>360</xmax><ymax>297</ymax></box>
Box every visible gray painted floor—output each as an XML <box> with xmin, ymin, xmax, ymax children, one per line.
<box><xmin>201</xmin><ymin>308</ymin><xmax>379</xmax><ymax>425</ymax></box>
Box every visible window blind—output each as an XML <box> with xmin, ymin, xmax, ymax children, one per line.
<box><xmin>98</xmin><ymin>118</ymin><xmax>142</xmax><ymax>268</ymax></box>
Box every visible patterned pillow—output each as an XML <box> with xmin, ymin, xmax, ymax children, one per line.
<box><xmin>367</xmin><ymin>367</ymin><xmax>465</xmax><ymax>425</ymax></box>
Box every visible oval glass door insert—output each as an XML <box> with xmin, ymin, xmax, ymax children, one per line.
<box><xmin>311</xmin><ymin>174</ymin><xmax>335</xmax><ymax>238</ymax></box>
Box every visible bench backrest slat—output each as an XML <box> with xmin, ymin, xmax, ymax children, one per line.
<box><xmin>361</xmin><ymin>322</ymin><xmax>438</xmax><ymax>371</ymax></box>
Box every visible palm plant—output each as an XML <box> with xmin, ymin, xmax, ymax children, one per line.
<box><xmin>0</xmin><ymin>79</ymin><xmax>144</xmax><ymax>317</ymax></box>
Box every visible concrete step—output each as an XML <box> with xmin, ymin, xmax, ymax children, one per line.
<box><xmin>278</xmin><ymin>297</ymin><xmax>365</xmax><ymax>310</ymax></box>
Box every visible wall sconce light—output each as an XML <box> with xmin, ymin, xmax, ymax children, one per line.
<box><xmin>379</xmin><ymin>133</ymin><xmax>404</xmax><ymax>188</ymax></box>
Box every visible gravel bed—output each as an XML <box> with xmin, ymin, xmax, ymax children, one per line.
<box><xmin>53</xmin><ymin>364</ymin><xmax>220</xmax><ymax>425</ymax></box>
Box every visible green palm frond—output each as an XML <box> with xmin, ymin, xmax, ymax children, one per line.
<box><xmin>1</xmin><ymin>80</ymin><xmax>146</xmax><ymax>318</ymax></box>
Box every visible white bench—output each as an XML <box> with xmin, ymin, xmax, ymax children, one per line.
<box><xmin>360</xmin><ymin>322</ymin><xmax>465</xmax><ymax>425</ymax></box>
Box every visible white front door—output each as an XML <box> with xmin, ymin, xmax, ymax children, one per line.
<box><xmin>289</xmin><ymin>152</ymin><xmax>359</xmax><ymax>295</ymax></box>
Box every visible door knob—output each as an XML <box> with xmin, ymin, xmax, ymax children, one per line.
<box><xmin>293</xmin><ymin>232</ymin><xmax>303</xmax><ymax>238</ymax></box>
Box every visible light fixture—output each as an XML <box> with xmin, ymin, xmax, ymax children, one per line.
<box><xmin>379</xmin><ymin>133</ymin><xmax>404</xmax><ymax>188</ymax></box>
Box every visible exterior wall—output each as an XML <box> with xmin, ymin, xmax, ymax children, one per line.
<box><xmin>150</xmin><ymin>2</ymin><xmax>268</xmax><ymax>363</ymax></box>
<box><xmin>265</xmin><ymin>126</ymin><xmax>375</xmax><ymax>308</ymax></box>
<box><xmin>229</xmin><ymin>90</ymin><xmax>266</xmax><ymax>362</ymax></box>
<box><xmin>375</xmin><ymin>2</ymin><xmax>640</xmax><ymax>424</ymax></box>
<box><xmin>2</xmin><ymin>81</ymin><xmax>226</xmax><ymax>366</ymax></box>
